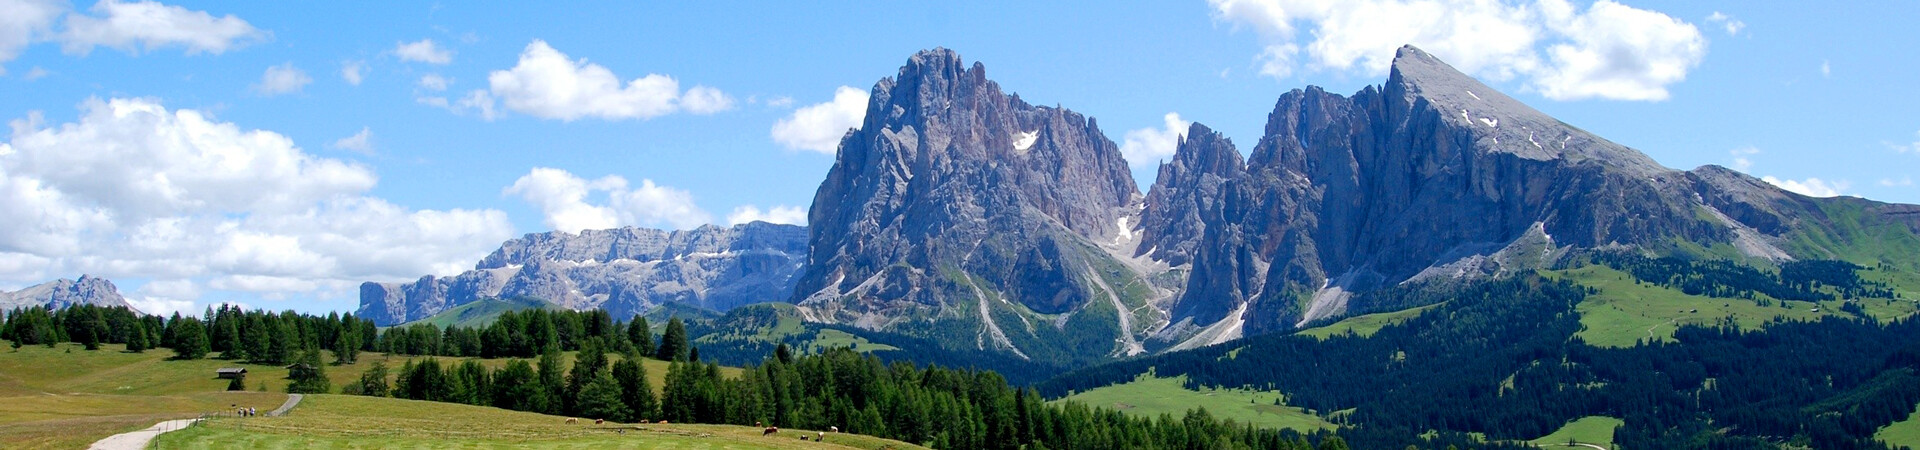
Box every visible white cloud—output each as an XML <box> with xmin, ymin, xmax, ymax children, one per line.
<box><xmin>126</xmin><ymin>295</ymin><xmax>194</xmax><ymax>316</ymax></box>
<box><xmin>0</xmin><ymin>97</ymin><xmax>514</xmax><ymax>307</ymax></box>
<box><xmin>0</xmin><ymin>0</ymin><xmax>63</xmax><ymax>75</ymax></box>
<box><xmin>1761</xmin><ymin>176</ymin><xmax>1848</xmax><ymax>198</ymax></box>
<box><xmin>417</xmin><ymin>73</ymin><xmax>449</xmax><ymax>91</ymax></box>
<box><xmin>680</xmin><ymin>85</ymin><xmax>735</xmax><ymax>114</ymax></box>
<box><xmin>765</xmin><ymin>96</ymin><xmax>795</xmax><ymax>108</ymax></box>
<box><xmin>505</xmin><ymin>167</ymin><xmax>712</xmax><ymax>233</ymax></box>
<box><xmin>1889</xmin><ymin>130</ymin><xmax>1920</xmax><ymax>154</ymax></box>
<box><xmin>331</xmin><ymin>127</ymin><xmax>372</xmax><ymax>154</ymax></box>
<box><xmin>340</xmin><ymin>59</ymin><xmax>366</xmax><ymax>85</ymax></box>
<box><xmin>1880</xmin><ymin>177</ymin><xmax>1913</xmax><ymax>188</ymax></box>
<box><xmin>253</xmin><ymin>62</ymin><xmax>310</xmax><ymax>96</ymax></box>
<box><xmin>1120</xmin><ymin>113</ymin><xmax>1193</xmax><ymax>169</ymax></box>
<box><xmin>1210</xmin><ymin>0</ymin><xmax>1707</xmax><ymax>101</ymax></box>
<box><xmin>60</xmin><ymin>0</ymin><xmax>264</xmax><ymax>57</ymax></box>
<box><xmin>1705</xmin><ymin>11</ymin><xmax>1744</xmax><ymax>36</ymax></box>
<box><xmin>456</xmin><ymin>89</ymin><xmax>500</xmax><ymax>121</ymax></box>
<box><xmin>393</xmin><ymin>38</ymin><xmax>452</xmax><ymax>65</ymax></box>
<box><xmin>727</xmin><ymin>205</ymin><xmax>807</xmax><ymax>226</ymax></box>
<box><xmin>476</xmin><ymin>40</ymin><xmax>733</xmax><ymax>121</ymax></box>
<box><xmin>1728</xmin><ymin>146</ymin><xmax>1758</xmax><ymax>172</ymax></box>
<box><xmin>20</xmin><ymin>66</ymin><xmax>48</xmax><ymax>80</ymax></box>
<box><xmin>770</xmin><ymin>86</ymin><xmax>869</xmax><ymax>154</ymax></box>
<box><xmin>1821</xmin><ymin>60</ymin><xmax>1831</xmax><ymax>78</ymax></box>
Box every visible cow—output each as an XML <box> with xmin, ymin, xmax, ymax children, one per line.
<box><xmin>829</xmin><ymin>426</ymin><xmax>838</xmax><ymax>433</ymax></box>
<box><xmin>762</xmin><ymin>426</ymin><xmax>779</xmax><ymax>436</ymax></box>
<box><xmin>595</xmin><ymin>419</ymin><xmax>605</xmax><ymax>425</ymax></box>
<box><xmin>564</xmin><ymin>418</ymin><xmax>578</xmax><ymax>424</ymax></box>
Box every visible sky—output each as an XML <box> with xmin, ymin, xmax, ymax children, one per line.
<box><xmin>0</xmin><ymin>1</ymin><xmax>1915</xmax><ymax>317</ymax></box>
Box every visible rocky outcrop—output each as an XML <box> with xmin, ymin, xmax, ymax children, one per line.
<box><xmin>793</xmin><ymin>48</ymin><xmax>1159</xmax><ymax>364</ymax></box>
<box><xmin>0</xmin><ymin>275</ymin><xmax>135</xmax><ymax>312</ymax></box>
<box><xmin>1137</xmin><ymin>123</ymin><xmax>1243</xmax><ymax>268</ymax></box>
<box><xmin>355</xmin><ymin>222</ymin><xmax>807</xmax><ymax>326</ymax></box>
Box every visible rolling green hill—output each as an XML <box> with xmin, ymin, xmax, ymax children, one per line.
<box><xmin>1052</xmin><ymin>373</ymin><xmax>1333</xmax><ymax>433</ymax></box>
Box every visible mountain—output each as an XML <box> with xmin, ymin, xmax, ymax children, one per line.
<box><xmin>356</xmin><ymin>221</ymin><xmax>807</xmax><ymax>326</ymax></box>
<box><xmin>788</xmin><ymin>45</ymin><xmax>1920</xmax><ymax>366</ymax></box>
<box><xmin>1158</xmin><ymin>45</ymin><xmax>1920</xmax><ymax>344</ymax></box>
<box><xmin>792</xmin><ymin>48</ymin><xmax>1178</xmax><ymax>367</ymax></box>
<box><xmin>0</xmin><ymin>275</ymin><xmax>135</xmax><ymax>312</ymax></box>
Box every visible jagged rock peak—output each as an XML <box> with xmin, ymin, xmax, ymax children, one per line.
<box><xmin>0</xmin><ymin>275</ymin><xmax>135</xmax><ymax>312</ymax></box>
<box><xmin>1138</xmin><ymin>122</ymin><xmax>1244</xmax><ymax>266</ymax></box>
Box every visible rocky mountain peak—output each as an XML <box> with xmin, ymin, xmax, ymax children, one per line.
<box><xmin>1137</xmin><ymin>122</ymin><xmax>1244</xmax><ymax>266</ymax></box>
<box><xmin>1</xmin><ymin>275</ymin><xmax>135</xmax><ymax>312</ymax></box>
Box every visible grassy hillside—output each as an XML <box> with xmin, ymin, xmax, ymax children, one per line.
<box><xmin>1546</xmin><ymin>265</ymin><xmax>1915</xmax><ymax>347</ymax></box>
<box><xmin>1052</xmin><ymin>373</ymin><xmax>1333</xmax><ymax>433</ymax></box>
<box><xmin>0</xmin><ymin>340</ymin><xmax>741</xmax><ymax>448</ymax></box>
<box><xmin>1879</xmin><ymin>403</ymin><xmax>1920</xmax><ymax>449</ymax></box>
<box><xmin>405</xmin><ymin>296</ymin><xmax>555</xmax><ymax>329</ymax></box>
<box><xmin>1527</xmin><ymin>416</ymin><xmax>1621</xmax><ymax>448</ymax></box>
<box><xmin>152</xmin><ymin>394</ymin><xmax>922</xmax><ymax>449</ymax></box>
<box><xmin>1297</xmin><ymin>302</ymin><xmax>1442</xmax><ymax>339</ymax></box>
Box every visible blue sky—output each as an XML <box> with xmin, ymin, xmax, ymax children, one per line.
<box><xmin>1</xmin><ymin>1</ymin><xmax>1915</xmax><ymax>316</ymax></box>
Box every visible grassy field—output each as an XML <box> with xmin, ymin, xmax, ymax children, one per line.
<box><xmin>0</xmin><ymin>339</ymin><xmax>745</xmax><ymax>448</ymax></box>
<box><xmin>151</xmin><ymin>394</ymin><xmax>923</xmax><ymax>449</ymax></box>
<box><xmin>1878</xmin><ymin>403</ymin><xmax>1920</xmax><ymax>449</ymax></box>
<box><xmin>1527</xmin><ymin>416</ymin><xmax>1621</xmax><ymax>448</ymax></box>
<box><xmin>1547</xmin><ymin>266</ymin><xmax>1886</xmax><ymax>348</ymax></box>
<box><xmin>1297</xmin><ymin>302</ymin><xmax>1443</xmax><ymax>339</ymax></box>
<box><xmin>1053</xmin><ymin>373</ymin><xmax>1334</xmax><ymax>433</ymax></box>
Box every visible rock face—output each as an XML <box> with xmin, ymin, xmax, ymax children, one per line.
<box><xmin>0</xmin><ymin>275</ymin><xmax>135</xmax><ymax>312</ymax></box>
<box><xmin>1161</xmin><ymin>45</ymin><xmax>1917</xmax><ymax>342</ymax></box>
<box><xmin>356</xmin><ymin>222</ymin><xmax>807</xmax><ymax>326</ymax></box>
<box><xmin>1137</xmin><ymin>123</ymin><xmax>1243</xmax><ymax>268</ymax></box>
<box><xmin>793</xmin><ymin>48</ymin><xmax>1166</xmax><ymax>365</ymax></box>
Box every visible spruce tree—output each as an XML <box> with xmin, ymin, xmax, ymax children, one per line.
<box><xmin>358</xmin><ymin>360</ymin><xmax>391</xmax><ymax>397</ymax></box>
<box><xmin>125</xmin><ymin>320</ymin><xmax>148</xmax><ymax>353</ymax></box>
<box><xmin>627</xmin><ymin>318</ymin><xmax>654</xmax><ymax>357</ymax></box>
<box><xmin>575</xmin><ymin>372</ymin><xmax>628</xmax><ymax>422</ymax></box>
<box><xmin>287</xmin><ymin>348</ymin><xmax>331</xmax><ymax>394</ymax></box>
<box><xmin>171</xmin><ymin>317</ymin><xmax>210</xmax><ymax>360</ymax></box>
<box><xmin>536</xmin><ymin>350</ymin><xmax>567</xmax><ymax>415</ymax></box>
<box><xmin>612</xmin><ymin>355</ymin><xmax>656</xmax><ymax>422</ymax></box>
<box><xmin>658</xmin><ymin>318</ymin><xmax>689</xmax><ymax>362</ymax></box>
<box><xmin>333</xmin><ymin>324</ymin><xmax>361</xmax><ymax>364</ymax></box>
<box><xmin>227</xmin><ymin>372</ymin><xmax>246</xmax><ymax>391</ymax></box>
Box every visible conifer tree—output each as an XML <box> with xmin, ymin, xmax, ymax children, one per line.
<box><xmin>658</xmin><ymin>318</ymin><xmax>689</xmax><ymax>362</ymax></box>
<box><xmin>125</xmin><ymin>320</ymin><xmax>148</xmax><ymax>353</ymax></box>
<box><xmin>575</xmin><ymin>372</ymin><xmax>627</xmax><ymax>422</ymax></box>
<box><xmin>171</xmin><ymin>317</ymin><xmax>209</xmax><ymax>360</ymax></box>
<box><xmin>612</xmin><ymin>354</ymin><xmax>656</xmax><ymax>421</ymax></box>
<box><xmin>627</xmin><ymin>317</ymin><xmax>654</xmax><ymax>357</ymax></box>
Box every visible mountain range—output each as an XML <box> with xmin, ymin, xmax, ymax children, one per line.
<box><xmin>0</xmin><ymin>275</ymin><xmax>134</xmax><ymax>312</ymax></box>
<box><xmin>313</xmin><ymin>45</ymin><xmax>1908</xmax><ymax>369</ymax></box>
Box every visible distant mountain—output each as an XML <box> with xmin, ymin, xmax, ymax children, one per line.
<box><xmin>0</xmin><ymin>275</ymin><xmax>135</xmax><ymax>312</ymax></box>
<box><xmin>356</xmin><ymin>222</ymin><xmax>807</xmax><ymax>326</ymax></box>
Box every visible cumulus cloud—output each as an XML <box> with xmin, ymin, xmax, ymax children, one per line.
<box><xmin>60</xmin><ymin>0</ymin><xmax>264</xmax><ymax>57</ymax></box>
<box><xmin>340</xmin><ymin>59</ymin><xmax>366</xmax><ymax>85</ymax></box>
<box><xmin>1761</xmin><ymin>176</ymin><xmax>1848</xmax><ymax>198</ymax></box>
<box><xmin>505</xmin><ymin>167</ymin><xmax>712</xmax><ymax>233</ymax></box>
<box><xmin>0</xmin><ymin>0</ymin><xmax>63</xmax><ymax>75</ymax></box>
<box><xmin>765</xmin><ymin>96</ymin><xmax>795</xmax><ymax>108</ymax></box>
<box><xmin>727</xmin><ymin>205</ymin><xmax>806</xmax><ymax>226</ymax></box>
<box><xmin>1880</xmin><ymin>177</ymin><xmax>1914</xmax><ymax>188</ymax></box>
<box><xmin>1728</xmin><ymin>146</ymin><xmax>1758</xmax><ymax>172</ymax></box>
<box><xmin>770</xmin><ymin>86</ymin><xmax>870</xmax><ymax>154</ymax></box>
<box><xmin>1210</xmin><ymin>0</ymin><xmax>1707</xmax><ymax>101</ymax></box>
<box><xmin>331</xmin><ymin>127</ymin><xmax>372</xmax><ymax>154</ymax></box>
<box><xmin>1705</xmin><ymin>11</ymin><xmax>1744</xmax><ymax>36</ymax></box>
<box><xmin>1120</xmin><ymin>113</ymin><xmax>1193</xmax><ymax>169</ymax></box>
<box><xmin>472</xmin><ymin>40</ymin><xmax>735</xmax><ymax>121</ymax></box>
<box><xmin>0</xmin><ymin>97</ymin><xmax>514</xmax><ymax>308</ymax></box>
<box><xmin>253</xmin><ymin>62</ymin><xmax>310</xmax><ymax>96</ymax></box>
<box><xmin>393</xmin><ymin>38</ymin><xmax>451</xmax><ymax>64</ymax></box>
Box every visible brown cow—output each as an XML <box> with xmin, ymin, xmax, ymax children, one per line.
<box><xmin>761</xmin><ymin>426</ymin><xmax>779</xmax><ymax>436</ymax></box>
<box><xmin>595</xmin><ymin>418</ymin><xmax>605</xmax><ymax>425</ymax></box>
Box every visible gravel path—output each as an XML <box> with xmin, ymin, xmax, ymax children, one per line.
<box><xmin>267</xmin><ymin>394</ymin><xmax>304</xmax><ymax>417</ymax></box>
<box><xmin>87</xmin><ymin>418</ymin><xmax>200</xmax><ymax>450</ymax></box>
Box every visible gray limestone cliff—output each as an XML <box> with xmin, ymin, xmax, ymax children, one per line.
<box><xmin>0</xmin><ymin>275</ymin><xmax>135</xmax><ymax>312</ymax></box>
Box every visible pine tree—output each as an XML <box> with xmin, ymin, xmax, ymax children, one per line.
<box><xmin>628</xmin><ymin>318</ymin><xmax>654</xmax><ymax>358</ymax></box>
<box><xmin>287</xmin><ymin>348</ymin><xmax>332</xmax><ymax>394</ymax></box>
<box><xmin>171</xmin><ymin>317</ymin><xmax>210</xmax><ymax>360</ymax></box>
<box><xmin>575</xmin><ymin>372</ymin><xmax>628</xmax><ymax>422</ymax></box>
<box><xmin>334</xmin><ymin>323</ymin><xmax>361</xmax><ymax>364</ymax></box>
<box><xmin>536</xmin><ymin>350</ymin><xmax>567</xmax><ymax>415</ymax></box>
<box><xmin>658</xmin><ymin>318</ymin><xmax>689</xmax><ymax>362</ymax></box>
<box><xmin>125</xmin><ymin>320</ymin><xmax>148</xmax><ymax>353</ymax></box>
<box><xmin>566</xmin><ymin>338</ymin><xmax>609</xmax><ymax>414</ymax></box>
<box><xmin>358</xmin><ymin>360</ymin><xmax>391</xmax><ymax>397</ymax></box>
<box><xmin>227</xmin><ymin>372</ymin><xmax>246</xmax><ymax>391</ymax></box>
<box><xmin>613</xmin><ymin>355</ymin><xmax>656</xmax><ymax>421</ymax></box>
